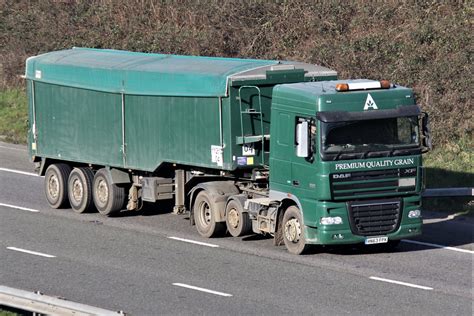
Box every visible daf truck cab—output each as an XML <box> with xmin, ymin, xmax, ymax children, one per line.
<box><xmin>264</xmin><ymin>79</ymin><xmax>431</xmax><ymax>254</ymax></box>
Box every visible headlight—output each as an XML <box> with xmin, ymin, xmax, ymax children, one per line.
<box><xmin>408</xmin><ymin>209</ymin><xmax>421</xmax><ymax>218</ymax></box>
<box><xmin>320</xmin><ymin>216</ymin><xmax>343</xmax><ymax>225</ymax></box>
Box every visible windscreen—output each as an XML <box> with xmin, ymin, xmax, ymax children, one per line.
<box><xmin>320</xmin><ymin>116</ymin><xmax>420</xmax><ymax>160</ymax></box>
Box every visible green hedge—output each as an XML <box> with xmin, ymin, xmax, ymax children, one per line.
<box><xmin>1</xmin><ymin>1</ymin><xmax>472</xmax><ymax>147</ymax></box>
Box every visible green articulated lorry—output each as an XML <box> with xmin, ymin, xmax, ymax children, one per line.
<box><xmin>25</xmin><ymin>48</ymin><xmax>431</xmax><ymax>254</ymax></box>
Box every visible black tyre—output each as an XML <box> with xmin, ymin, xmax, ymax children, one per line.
<box><xmin>282</xmin><ymin>206</ymin><xmax>309</xmax><ymax>255</ymax></box>
<box><xmin>193</xmin><ymin>190</ymin><xmax>225</xmax><ymax>238</ymax></box>
<box><xmin>92</xmin><ymin>168</ymin><xmax>125</xmax><ymax>216</ymax></box>
<box><xmin>225</xmin><ymin>199</ymin><xmax>252</xmax><ymax>237</ymax></box>
<box><xmin>68</xmin><ymin>167</ymin><xmax>95</xmax><ymax>214</ymax></box>
<box><xmin>44</xmin><ymin>163</ymin><xmax>72</xmax><ymax>209</ymax></box>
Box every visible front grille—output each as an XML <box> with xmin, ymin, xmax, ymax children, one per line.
<box><xmin>330</xmin><ymin>168</ymin><xmax>417</xmax><ymax>200</ymax></box>
<box><xmin>348</xmin><ymin>199</ymin><xmax>401</xmax><ymax>236</ymax></box>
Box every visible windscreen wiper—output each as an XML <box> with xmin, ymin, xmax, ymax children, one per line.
<box><xmin>392</xmin><ymin>147</ymin><xmax>421</xmax><ymax>156</ymax></box>
<box><xmin>360</xmin><ymin>144</ymin><xmax>390</xmax><ymax>158</ymax></box>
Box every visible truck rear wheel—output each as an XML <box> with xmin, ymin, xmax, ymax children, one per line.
<box><xmin>44</xmin><ymin>163</ymin><xmax>72</xmax><ymax>209</ymax></box>
<box><xmin>92</xmin><ymin>168</ymin><xmax>125</xmax><ymax>216</ymax></box>
<box><xmin>225</xmin><ymin>199</ymin><xmax>251</xmax><ymax>237</ymax></box>
<box><xmin>282</xmin><ymin>206</ymin><xmax>309</xmax><ymax>255</ymax></box>
<box><xmin>68</xmin><ymin>167</ymin><xmax>95</xmax><ymax>214</ymax></box>
<box><xmin>193</xmin><ymin>190</ymin><xmax>225</xmax><ymax>238</ymax></box>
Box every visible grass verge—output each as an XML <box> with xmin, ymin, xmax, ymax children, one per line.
<box><xmin>423</xmin><ymin>138</ymin><xmax>473</xmax><ymax>215</ymax></box>
<box><xmin>0</xmin><ymin>308</ymin><xmax>20</xmax><ymax>316</ymax></box>
<box><xmin>0</xmin><ymin>88</ymin><xmax>28</xmax><ymax>144</ymax></box>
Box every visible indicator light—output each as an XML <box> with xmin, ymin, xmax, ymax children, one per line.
<box><xmin>320</xmin><ymin>216</ymin><xmax>343</xmax><ymax>225</ymax></box>
<box><xmin>408</xmin><ymin>209</ymin><xmax>421</xmax><ymax>218</ymax></box>
<box><xmin>332</xmin><ymin>234</ymin><xmax>344</xmax><ymax>240</ymax></box>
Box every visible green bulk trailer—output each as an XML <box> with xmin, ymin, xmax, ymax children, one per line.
<box><xmin>26</xmin><ymin>48</ymin><xmax>431</xmax><ymax>254</ymax></box>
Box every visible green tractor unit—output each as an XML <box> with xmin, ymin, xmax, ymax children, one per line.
<box><xmin>25</xmin><ymin>48</ymin><xmax>431</xmax><ymax>254</ymax></box>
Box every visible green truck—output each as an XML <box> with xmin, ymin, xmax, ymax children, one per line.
<box><xmin>25</xmin><ymin>48</ymin><xmax>431</xmax><ymax>254</ymax></box>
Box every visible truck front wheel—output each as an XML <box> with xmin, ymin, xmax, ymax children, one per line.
<box><xmin>92</xmin><ymin>169</ymin><xmax>125</xmax><ymax>216</ymax></box>
<box><xmin>68</xmin><ymin>167</ymin><xmax>95</xmax><ymax>214</ymax></box>
<box><xmin>282</xmin><ymin>206</ymin><xmax>309</xmax><ymax>255</ymax></box>
<box><xmin>44</xmin><ymin>163</ymin><xmax>72</xmax><ymax>209</ymax></box>
<box><xmin>193</xmin><ymin>190</ymin><xmax>225</xmax><ymax>238</ymax></box>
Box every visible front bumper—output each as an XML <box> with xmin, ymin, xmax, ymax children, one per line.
<box><xmin>304</xmin><ymin>221</ymin><xmax>422</xmax><ymax>245</ymax></box>
<box><xmin>302</xmin><ymin>195</ymin><xmax>423</xmax><ymax>245</ymax></box>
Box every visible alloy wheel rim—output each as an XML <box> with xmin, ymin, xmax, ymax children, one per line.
<box><xmin>199</xmin><ymin>201</ymin><xmax>212</xmax><ymax>227</ymax></box>
<box><xmin>96</xmin><ymin>179</ymin><xmax>108</xmax><ymax>205</ymax></box>
<box><xmin>72</xmin><ymin>178</ymin><xmax>83</xmax><ymax>203</ymax></box>
<box><xmin>227</xmin><ymin>208</ymin><xmax>239</xmax><ymax>229</ymax></box>
<box><xmin>48</xmin><ymin>174</ymin><xmax>59</xmax><ymax>199</ymax></box>
<box><xmin>284</xmin><ymin>218</ymin><xmax>301</xmax><ymax>243</ymax></box>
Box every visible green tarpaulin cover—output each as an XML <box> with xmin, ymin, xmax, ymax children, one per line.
<box><xmin>25</xmin><ymin>48</ymin><xmax>279</xmax><ymax>97</ymax></box>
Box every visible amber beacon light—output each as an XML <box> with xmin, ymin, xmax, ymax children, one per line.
<box><xmin>336</xmin><ymin>80</ymin><xmax>391</xmax><ymax>92</ymax></box>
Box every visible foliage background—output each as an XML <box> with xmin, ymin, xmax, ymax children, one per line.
<box><xmin>0</xmin><ymin>0</ymin><xmax>472</xmax><ymax>148</ymax></box>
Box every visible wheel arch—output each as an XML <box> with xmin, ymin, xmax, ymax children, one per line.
<box><xmin>188</xmin><ymin>181</ymin><xmax>239</xmax><ymax>223</ymax></box>
<box><xmin>104</xmin><ymin>167</ymin><xmax>131</xmax><ymax>184</ymax></box>
<box><xmin>39</xmin><ymin>158</ymin><xmax>60</xmax><ymax>176</ymax></box>
<box><xmin>269</xmin><ymin>190</ymin><xmax>304</xmax><ymax>235</ymax></box>
<box><xmin>276</xmin><ymin>198</ymin><xmax>300</xmax><ymax>230</ymax></box>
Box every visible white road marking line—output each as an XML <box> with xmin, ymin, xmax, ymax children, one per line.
<box><xmin>423</xmin><ymin>210</ymin><xmax>471</xmax><ymax>224</ymax></box>
<box><xmin>369</xmin><ymin>276</ymin><xmax>433</xmax><ymax>290</ymax></box>
<box><xmin>402</xmin><ymin>239</ymin><xmax>474</xmax><ymax>255</ymax></box>
<box><xmin>168</xmin><ymin>236</ymin><xmax>219</xmax><ymax>248</ymax></box>
<box><xmin>172</xmin><ymin>283</ymin><xmax>232</xmax><ymax>297</ymax></box>
<box><xmin>0</xmin><ymin>203</ymin><xmax>39</xmax><ymax>213</ymax></box>
<box><xmin>0</xmin><ymin>145</ymin><xmax>27</xmax><ymax>152</ymax></box>
<box><xmin>7</xmin><ymin>247</ymin><xmax>56</xmax><ymax>258</ymax></box>
<box><xmin>0</xmin><ymin>167</ymin><xmax>38</xmax><ymax>177</ymax></box>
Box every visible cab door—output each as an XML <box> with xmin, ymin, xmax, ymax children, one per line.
<box><xmin>291</xmin><ymin>116</ymin><xmax>317</xmax><ymax>198</ymax></box>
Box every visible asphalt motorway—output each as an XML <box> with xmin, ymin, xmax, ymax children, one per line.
<box><xmin>0</xmin><ymin>142</ymin><xmax>472</xmax><ymax>315</ymax></box>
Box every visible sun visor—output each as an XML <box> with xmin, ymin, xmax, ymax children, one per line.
<box><xmin>316</xmin><ymin>105</ymin><xmax>421</xmax><ymax>122</ymax></box>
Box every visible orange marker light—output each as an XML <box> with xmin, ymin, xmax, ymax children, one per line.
<box><xmin>380</xmin><ymin>80</ymin><xmax>391</xmax><ymax>89</ymax></box>
<box><xmin>335</xmin><ymin>83</ymin><xmax>349</xmax><ymax>91</ymax></box>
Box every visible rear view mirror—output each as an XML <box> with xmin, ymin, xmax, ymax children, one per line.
<box><xmin>296</xmin><ymin>121</ymin><xmax>309</xmax><ymax>157</ymax></box>
<box><xmin>421</xmin><ymin>112</ymin><xmax>432</xmax><ymax>152</ymax></box>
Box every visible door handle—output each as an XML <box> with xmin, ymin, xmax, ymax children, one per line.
<box><xmin>292</xmin><ymin>180</ymin><xmax>300</xmax><ymax>186</ymax></box>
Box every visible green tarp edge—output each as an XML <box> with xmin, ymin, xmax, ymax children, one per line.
<box><xmin>25</xmin><ymin>48</ymin><xmax>278</xmax><ymax>97</ymax></box>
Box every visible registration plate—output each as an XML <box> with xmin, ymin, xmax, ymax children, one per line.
<box><xmin>365</xmin><ymin>236</ymin><xmax>388</xmax><ymax>245</ymax></box>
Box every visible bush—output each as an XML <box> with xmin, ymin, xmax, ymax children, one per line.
<box><xmin>0</xmin><ymin>1</ymin><xmax>472</xmax><ymax>147</ymax></box>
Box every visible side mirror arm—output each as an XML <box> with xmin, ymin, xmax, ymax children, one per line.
<box><xmin>420</xmin><ymin>112</ymin><xmax>432</xmax><ymax>152</ymax></box>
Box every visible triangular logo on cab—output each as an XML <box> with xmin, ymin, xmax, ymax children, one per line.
<box><xmin>363</xmin><ymin>93</ymin><xmax>378</xmax><ymax>110</ymax></box>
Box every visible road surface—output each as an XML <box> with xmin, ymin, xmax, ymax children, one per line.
<box><xmin>0</xmin><ymin>141</ymin><xmax>472</xmax><ymax>315</ymax></box>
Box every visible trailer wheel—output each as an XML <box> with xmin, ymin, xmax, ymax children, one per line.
<box><xmin>193</xmin><ymin>190</ymin><xmax>225</xmax><ymax>238</ymax></box>
<box><xmin>92</xmin><ymin>168</ymin><xmax>125</xmax><ymax>216</ymax></box>
<box><xmin>44</xmin><ymin>163</ymin><xmax>72</xmax><ymax>209</ymax></box>
<box><xmin>225</xmin><ymin>199</ymin><xmax>251</xmax><ymax>237</ymax></box>
<box><xmin>68</xmin><ymin>167</ymin><xmax>95</xmax><ymax>214</ymax></box>
<box><xmin>282</xmin><ymin>206</ymin><xmax>309</xmax><ymax>255</ymax></box>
